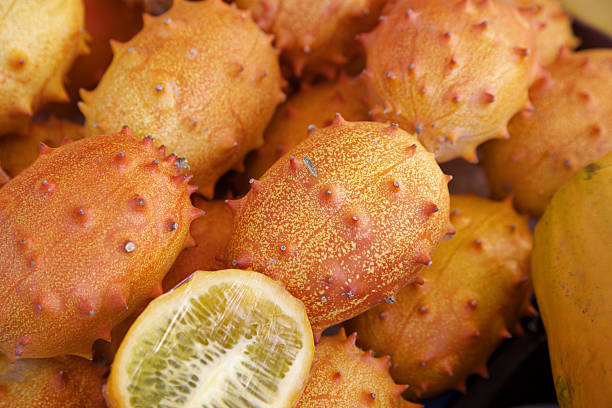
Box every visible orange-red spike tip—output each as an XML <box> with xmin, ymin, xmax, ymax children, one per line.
<box><xmin>414</xmin><ymin>276</ymin><xmax>425</xmax><ymax>285</ymax></box>
<box><xmin>476</xmin><ymin>365</ymin><xmax>489</xmax><ymax>379</ymax></box>
<box><xmin>455</xmin><ymin>382</ymin><xmax>467</xmax><ymax>393</ymax></box>
<box><xmin>500</xmin><ymin>328</ymin><xmax>513</xmax><ymax>339</ymax></box>
<box><xmin>525</xmin><ymin>305</ymin><xmax>538</xmax><ymax>317</ymax></box>
<box><xmin>39</xmin><ymin>142</ymin><xmax>53</xmax><ymax>155</ymax></box>
<box><xmin>225</xmin><ymin>199</ymin><xmax>242</xmax><ymax>215</ymax></box>
<box><xmin>415</xmin><ymin>252</ymin><xmax>432</xmax><ymax>266</ymax></box>
<box><xmin>165</xmin><ymin>153</ymin><xmax>178</xmax><ymax>165</ymax></box>
<box><xmin>248</xmin><ymin>178</ymin><xmax>263</xmax><ymax>193</ymax></box>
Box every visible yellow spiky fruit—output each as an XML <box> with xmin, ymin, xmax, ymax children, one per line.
<box><xmin>246</xmin><ymin>75</ymin><xmax>370</xmax><ymax>179</ymax></box>
<box><xmin>0</xmin><ymin>0</ymin><xmax>88</xmax><ymax>134</ymax></box>
<box><xmin>481</xmin><ymin>49</ymin><xmax>612</xmax><ymax>216</ymax></box>
<box><xmin>361</xmin><ymin>0</ymin><xmax>537</xmax><ymax>162</ymax></box>
<box><xmin>295</xmin><ymin>328</ymin><xmax>419</xmax><ymax>408</ymax></box>
<box><xmin>80</xmin><ymin>0</ymin><xmax>284</xmax><ymax>197</ymax></box>
<box><xmin>346</xmin><ymin>195</ymin><xmax>534</xmax><ymax>400</ymax></box>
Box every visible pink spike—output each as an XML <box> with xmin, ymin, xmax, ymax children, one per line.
<box><xmin>289</xmin><ymin>155</ymin><xmax>302</xmax><ymax>171</ymax></box>
<box><xmin>424</xmin><ymin>202</ymin><xmax>440</xmax><ymax>217</ymax></box>
<box><xmin>500</xmin><ymin>329</ymin><xmax>513</xmax><ymax>339</ymax></box>
<box><xmin>406</xmin><ymin>143</ymin><xmax>418</xmax><ymax>157</ymax></box>
<box><xmin>455</xmin><ymin>382</ymin><xmax>467</xmax><ymax>393</ymax></box>
<box><xmin>189</xmin><ymin>206</ymin><xmax>205</xmax><ymax>220</ymax></box>
<box><xmin>120</xmin><ymin>125</ymin><xmax>132</xmax><ymax>138</ymax></box>
<box><xmin>165</xmin><ymin>153</ymin><xmax>178</xmax><ymax>165</ymax></box>
<box><xmin>414</xmin><ymin>276</ymin><xmax>425</xmax><ymax>286</ymax></box>
<box><xmin>249</xmin><ymin>178</ymin><xmax>263</xmax><ymax>193</ymax></box>
<box><xmin>476</xmin><ymin>365</ymin><xmax>490</xmax><ymax>379</ymax></box>
<box><xmin>441</xmin><ymin>360</ymin><xmax>454</xmax><ymax>376</ymax></box>
<box><xmin>331</xmin><ymin>112</ymin><xmax>346</xmax><ymax>126</ymax></box>
<box><xmin>514</xmin><ymin>47</ymin><xmax>531</xmax><ymax>58</ymax></box>
<box><xmin>415</xmin><ymin>251</ymin><xmax>432</xmax><ymax>266</ymax></box>
<box><xmin>231</xmin><ymin>252</ymin><xmax>252</xmax><ymax>268</ymax></box>
<box><xmin>187</xmin><ymin>185</ymin><xmax>198</xmax><ymax>194</ymax></box>
<box><xmin>313</xmin><ymin>329</ymin><xmax>322</xmax><ymax>345</ymax></box>
<box><xmin>158</xmin><ymin>145</ymin><xmax>167</xmax><ymax>155</ymax></box>
<box><xmin>225</xmin><ymin>199</ymin><xmax>242</xmax><ymax>215</ymax></box>
<box><xmin>345</xmin><ymin>331</ymin><xmax>358</xmax><ymax>346</ymax></box>
<box><xmin>150</xmin><ymin>283</ymin><xmax>163</xmax><ymax>299</ymax></box>
<box><xmin>38</xmin><ymin>142</ymin><xmax>54</xmax><ymax>155</ymax></box>
<box><xmin>513</xmin><ymin>323</ymin><xmax>525</xmax><ymax>336</ymax></box>
<box><xmin>525</xmin><ymin>305</ymin><xmax>538</xmax><ymax>317</ymax></box>
<box><xmin>394</xmin><ymin>384</ymin><xmax>409</xmax><ymax>396</ymax></box>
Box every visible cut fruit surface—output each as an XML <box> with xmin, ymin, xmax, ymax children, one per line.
<box><xmin>107</xmin><ymin>269</ymin><xmax>314</xmax><ymax>408</ymax></box>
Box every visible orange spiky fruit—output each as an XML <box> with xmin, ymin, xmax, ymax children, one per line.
<box><xmin>295</xmin><ymin>328</ymin><xmax>419</xmax><ymax>408</ymax></box>
<box><xmin>361</xmin><ymin>0</ymin><xmax>537</xmax><ymax>162</ymax></box>
<box><xmin>162</xmin><ymin>196</ymin><xmax>234</xmax><ymax>291</ymax></box>
<box><xmin>346</xmin><ymin>195</ymin><xmax>534</xmax><ymax>400</ymax></box>
<box><xmin>0</xmin><ymin>117</ymin><xmax>85</xmax><ymax>178</ymax></box>
<box><xmin>0</xmin><ymin>354</ymin><xmax>107</xmax><ymax>408</ymax></box>
<box><xmin>246</xmin><ymin>75</ymin><xmax>370</xmax><ymax>179</ymax></box>
<box><xmin>80</xmin><ymin>0</ymin><xmax>284</xmax><ymax>198</ymax></box>
<box><xmin>0</xmin><ymin>0</ymin><xmax>88</xmax><ymax>134</ymax></box>
<box><xmin>227</xmin><ymin>118</ymin><xmax>452</xmax><ymax>337</ymax></box>
<box><xmin>236</xmin><ymin>0</ymin><xmax>388</xmax><ymax>79</ymax></box>
<box><xmin>481</xmin><ymin>49</ymin><xmax>612</xmax><ymax>216</ymax></box>
<box><xmin>507</xmin><ymin>0</ymin><xmax>579</xmax><ymax>64</ymax></box>
<box><xmin>0</xmin><ymin>127</ymin><xmax>202</xmax><ymax>359</ymax></box>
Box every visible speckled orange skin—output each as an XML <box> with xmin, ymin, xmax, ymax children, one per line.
<box><xmin>0</xmin><ymin>354</ymin><xmax>107</xmax><ymax>408</ymax></box>
<box><xmin>227</xmin><ymin>118</ymin><xmax>452</xmax><ymax>337</ymax></box>
<box><xmin>481</xmin><ymin>49</ymin><xmax>612</xmax><ymax>216</ymax></box>
<box><xmin>362</xmin><ymin>0</ymin><xmax>537</xmax><ymax>162</ymax></box>
<box><xmin>124</xmin><ymin>0</ymin><xmax>173</xmax><ymax>15</ymax></box>
<box><xmin>0</xmin><ymin>117</ymin><xmax>85</xmax><ymax>178</ymax></box>
<box><xmin>162</xmin><ymin>197</ymin><xmax>234</xmax><ymax>291</ymax></box>
<box><xmin>295</xmin><ymin>328</ymin><xmax>419</xmax><ymax>408</ymax></box>
<box><xmin>246</xmin><ymin>76</ymin><xmax>370</xmax><ymax>179</ymax></box>
<box><xmin>80</xmin><ymin>0</ymin><xmax>284</xmax><ymax>198</ymax></box>
<box><xmin>346</xmin><ymin>195</ymin><xmax>534</xmax><ymax>400</ymax></box>
<box><xmin>0</xmin><ymin>0</ymin><xmax>88</xmax><ymax>134</ymax></box>
<box><xmin>0</xmin><ymin>127</ymin><xmax>202</xmax><ymax>360</ymax></box>
<box><xmin>506</xmin><ymin>0</ymin><xmax>578</xmax><ymax>65</ymax></box>
<box><xmin>236</xmin><ymin>0</ymin><xmax>387</xmax><ymax>79</ymax></box>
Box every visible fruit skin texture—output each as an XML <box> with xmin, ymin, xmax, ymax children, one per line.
<box><xmin>0</xmin><ymin>127</ymin><xmax>202</xmax><ymax>359</ymax></box>
<box><xmin>227</xmin><ymin>118</ymin><xmax>452</xmax><ymax>336</ymax></box>
<box><xmin>246</xmin><ymin>76</ymin><xmax>370</xmax><ymax>179</ymax></box>
<box><xmin>80</xmin><ymin>0</ymin><xmax>284</xmax><ymax>198</ymax></box>
<box><xmin>0</xmin><ymin>117</ymin><xmax>85</xmax><ymax>178</ymax></box>
<box><xmin>346</xmin><ymin>195</ymin><xmax>534</xmax><ymax>400</ymax></box>
<box><xmin>162</xmin><ymin>196</ymin><xmax>234</xmax><ymax>291</ymax></box>
<box><xmin>0</xmin><ymin>0</ymin><xmax>88</xmax><ymax>134</ymax></box>
<box><xmin>481</xmin><ymin>49</ymin><xmax>612</xmax><ymax>216</ymax></box>
<box><xmin>362</xmin><ymin>0</ymin><xmax>537</xmax><ymax>162</ymax></box>
<box><xmin>236</xmin><ymin>0</ymin><xmax>387</xmax><ymax>79</ymax></box>
<box><xmin>532</xmin><ymin>153</ymin><xmax>612</xmax><ymax>408</ymax></box>
<box><xmin>295</xmin><ymin>328</ymin><xmax>419</xmax><ymax>408</ymax></box>
<box><xmin>506</xmin><ymin>0</ymin><xmax>578</xmax><ymax>65</ymax></box>
<box><xmin>0</xmin><ymin>354</ymin><xmax>107</xmax><ymax>408</ymax></box>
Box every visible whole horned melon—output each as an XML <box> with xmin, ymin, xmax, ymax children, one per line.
<box><xmin>236</xmin><ymin>0</ymin><xmax>388</xmax><ymax>78</ymax></box>
<box><xmin>507</xmin><ymin>0</ymin><xmax>578</xmax><ymax>64</ymax></box>
<box><xmin>295</xmin><ymin>328</ymin><xmax>419</xmax><ymax>408</ymax></box>
<box><xmin>0</xmin><ymin>127</ymin><xmax>202</xmax><ymax>359</ymax></box>
<box><xmin>481</xmin><ymin>49</ymin><xmax>612</xmax><ymax>216</ymax></box>
<box><xmin>361</xmin><ymin>0</ymin><xmax>537</xmax><ymax>162</ymax></box>
<box><xmin>346</xmin><ymin>195</ymin><xmax>534</xmax><ymax>399</ymax></box>
<box><xmin>246</xmin><ymin>76</ymin><xmax>370</xmax><ymax>179</ymax></box>
<box><xmin>532</xmin><ymin>152</ymin><xmax>612</xmax><ymax>408</ymax></box>
<box><xmin>80</xmin><ymin>0</ymin><xmax>284</xmax><ymax>198</ymax></box>
<box><xmin>0</xmin><ymin>354</ymin><xmax>107</xmax><ymax>408</ymax></box>
<box><xmin>0</xmin><ymin>117</ymin><xmax>85</xmax><ymax>178</ymax></box>
<box><xmin>0</xmin><ymin>0</ymin><xmax>88</xmax><ymax>134</ymax></box>
<box><xmin>227</xmin><ymin>118</ymin><xmax>452</xmax><ymax>337</ymax></box>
